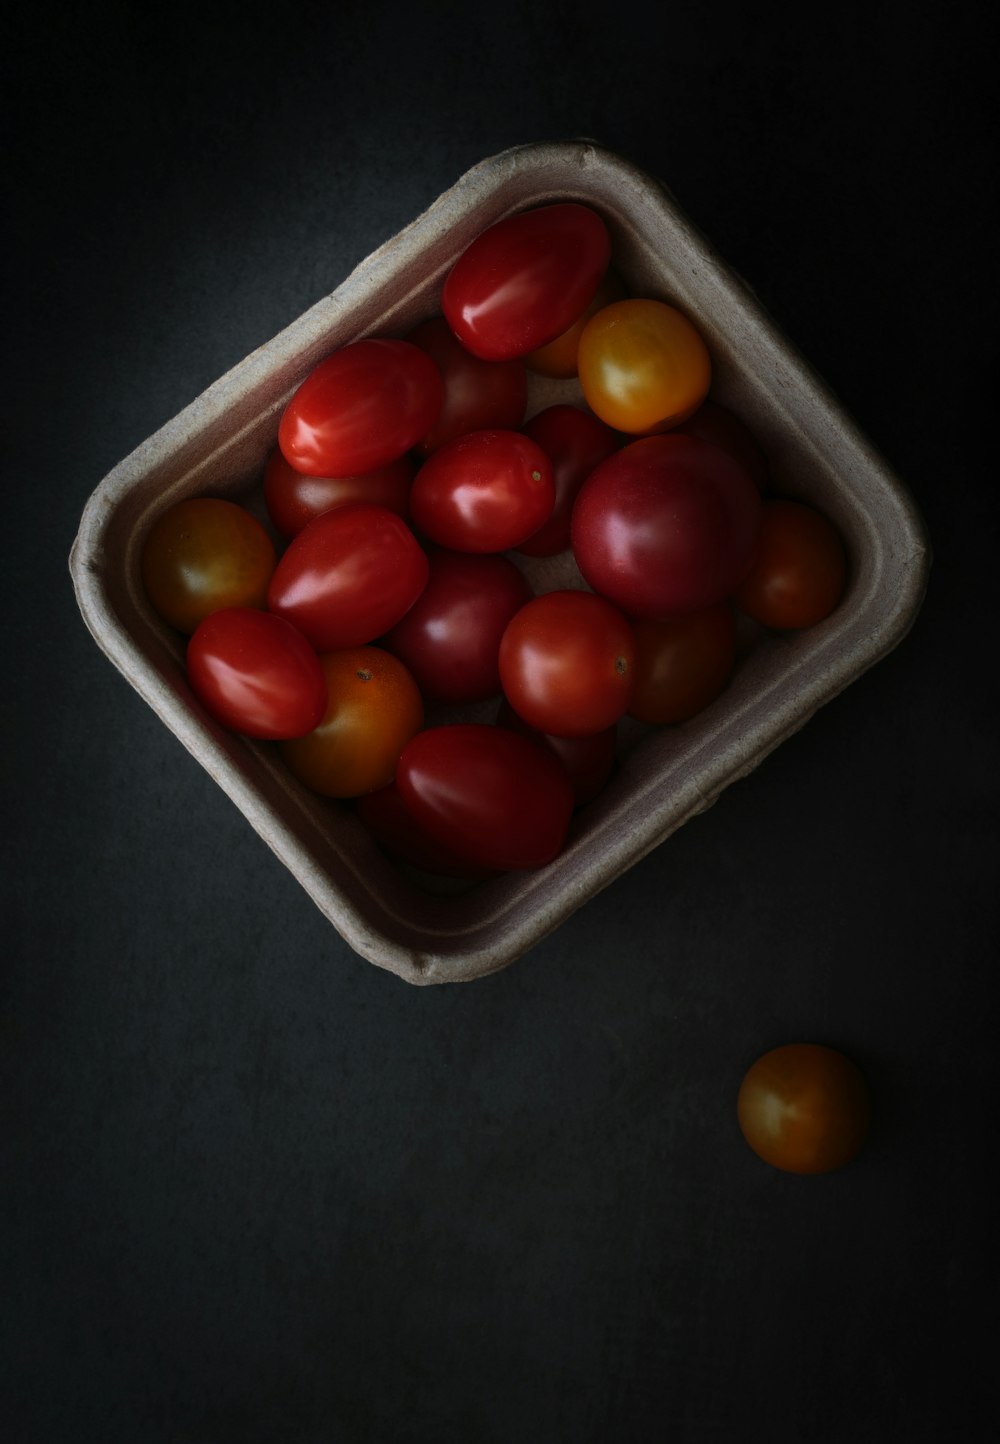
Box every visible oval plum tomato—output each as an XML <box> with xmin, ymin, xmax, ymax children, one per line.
<box><xmin>572</xmin><ymin>435</ymin><xmax>761</xmax><ymax>616</ymax></box>
<box><xmin>141</xmin><ymin>498</ymin><xmax>276</xmax><ymax>635</ymax></box>
<box><xmin>396</xmin><ymin>724</ymin><xmax>574</xmax><ymax>870</ymax></box>
<box><xmin>499</xmin><ymin>590</ymin><xmax>635</xmax><ymax>738</ymax></box>
<box><xmin>267</xmin><ymin>504</ymin><xmax>429</xmax><ymax>651</ymax></box>
<box><xmin>409</xmin><ymin>430</ymin><xmax>555</xmax><ymax>553</ymax></box>
<box><xmin>737</xmin><ymin>1044</ymin><xmax>871</xmax><ymax>1175</ymax></box>
<box><xmin>380</xmin><ymin>550</ymin><xmax>532</xmax><ymax>706</ymax></box>
<box><xmin>628</xmin><ymin>604</ymin><xmax>737</xmax><ymax>725</ymax></box>
<box><xmin>406</xmin><ymin>317</ymin><xmax>527</xmax><ymax>455</ymax></box>
<box><xmin>357</xmin><ymin>782</ymin><xmax>498</xmax><ymax>880</ymax></box>
<box><xmin>278</xmin><ymin>339</ymin><xmax>444</xmax><ymax>477</ymax></box>
<box><xmin>263</xmin><ymin>447</ymin><xmax>413</xmax><ymax>537</ymax></box>
<box><xmin>442</xmin><ymin>203</ymin><xmax>611</xmax><ymax>362</ymax></box>
<box><xmin>186</xmin><ymin>608</ymin><xmax>326</xmax><ymax>740</ymax></box>
<box><xmin>674</xmin><ymin>399</ymin><xmax>769</xmax><ymax>490</ymax></box>
<box><xmin>517</xmin><ymin>405</ymin><xmax>620</xmax><ymax>557</ymax></box>
<box><xmin>280</xmin><ymin>647</ymin><xmax>423</xmax><ymax>798</ymax></box>
<box><xmin>523</xmin><ymin>269</ymin><xmax>627</xmax><ymax>379</ymax></box>
<box><xmin>578</xmin><ymin>299</ymin><xmax>711</xmax><ymax>433</ymax></box>
<box><xmin>495</xmin><ymin>699</ymin><xmax>616</xmax><ymax>806</ymax></box>
<box><xmin>733</xmin><ymin>499</ymin><xmax>847</xmax><ymax>630</ymax></box>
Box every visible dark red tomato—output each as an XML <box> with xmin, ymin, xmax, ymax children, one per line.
<box><xmin>517</xmin><ymin>405</ymin><xmax>620</xmax><ymax>557</ymax></box>
<box><xmin>278</xmin><ymin>339</ymin><xmax>444</xmax><ymax>477</ymax></box>
<box><xmin>267</xmin><ymin>504</ymin><xmax>429</xmax><ymax>650</ymax></box>
<box><xmin>263</xmin><ymin>447</ymin><xmax>413</xmax><ymax>537</ymax></box>
<box><xmin>186</xmin><ymin>608</ymin><xmax>326</xmax><ymax>740</ymax></box>
<box><xmin>397</xmin><ymin>724</ymin><xmax>574</xmax><ymax>870</ymax></box>
<box><xmin>380</xmin><ymin>550</ymin><xmax>532</xmax><ymax>705</ymax></box>
<box><xmin>357</xmin><ymin>782</ymin><xmax>498</xmax><ymax>880</ymax></box>
<box><xmin>141</xmin><ymin>498</ymin><xmax>276</xmax><ymax>635</ymax></box>
<box><xmin>733</xmin><ymin>499</ymin><xmax>847</xmax><ymax>630</ymax></box>
<box><xmin>572</xmin><ymin>436</ymin><xmax>761</xmax><ymax>616</ymax></box>
<box><xmin>628</xmin><ymin>604</ymin><xmax>737</xmax><ymax>724</ymax></box>
<box><xmin>442</xmin><ymin>203</ymin><xmax>611</xmax><ymax>361</ymax></box>
<box><xmin>674</xmin><ymin>399</ymin><xmax>769</xmax><ymax>490</ymax></box>
<box><xmin>496</xmin><ymin>699</ymin><xmax>616</xmax><ymax>806</ymax></box>
<box><xmin>499</xmin><ymin>590</ymin><xmax>635</xmax><ymax>738</ymax></box>
<box><xmin>406</xmin><ymin>317</ymin><xmax>527</xmax><ymax>455</ymax></box>
<box><xmin>409</xmin><ymin>430</ymin><xmax>555</xmax><ymax>553</ymax></box>
<box><xmin>737</xmin><ymin>1044</ymin><xmax>871</xmax><ymax>1174</ymax></box>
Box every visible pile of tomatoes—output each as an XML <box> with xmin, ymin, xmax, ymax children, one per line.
<box><xmin>142</xmin><ymin>201</ymin><xmax>847</xmax><ymax>879</ymax></box>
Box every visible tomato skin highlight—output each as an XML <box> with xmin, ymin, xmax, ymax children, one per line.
<box><xmin>442</xmin><ymin>203</ymin><xmax>612</xmax><ymax>361</ymax></box>
<box><xmin>733</xmin><ymin>499</ymin><xmax>847</xmax><ymax>630</ymax></box>
<box><xmin>406</xmin><ymin>317</ymin><xmax>527</xmax><ymax>455</ymax></box>
<box><xmin>409</xmin><ymin>429</ymin><xmax>555</xmax><ymax>553</ymax></box>
<box><xmin>628</xmin><ymin>604</ymin><xmax>737</xmax><ymax>724</ymax></box>
<box><xmin>263</xmin><ymin>447</ymin><xmax>412</xmax><ymax>537</ymax></box>
<box><xmin>142</xmin><ymin>498</ymin><xmax>276</xmax><ymax>635</ymax></box>
<box><xmin>737</xmin><ymin>1044</ymin><xmax>871</xmax><ymax>1175</ymax></box>
<box><xmin>186</xmin><ymin>608</ymin><xmax>327</xmax><ymax>740</ymax></box>
<box><xmin>396</xmin><ymin>725</ymin><xmax>575</xmax><ymax>870</ymax></box>
<box><xmin>516</xmin><ymin>405</ymin><xmax>620</xmax><ymax>558</ymax></box>
<box><xmin>578</xmin><ymin>298</ymin><xmax>711</xmax><ymax>433</ymax></box>
<box><xmin>278</xmin><ymin>339</ymin><xmax>444</xmax><ymax>477</ymax></box>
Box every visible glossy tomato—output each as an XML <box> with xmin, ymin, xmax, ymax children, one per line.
<box><xmin>186</xmin><ymin>608</ymin><xmax>326</xmax><ymax>740</ymax></box>
<box><xmin>357</xmin><ymin>782</ymin><xmax>498</xmax><ymax>880</ymax></box>
<box><xmin>278</xmin><ymin>339</ymin><xmax>443</xmax><ymax>477</ymax></box>
<box><xmin>267</xmin><ymin>504</ymin><xmax>429</xmax><ymax>651</ymax></box>
<box><xmin>516</xmin><ymin>405</ymin><xmax>620</xmax><ymax>557</ymax></box>
<box><xmin>578</xmin><ymin>299</ymin><xmax>711</xmax><ymax>433</ymax></box>
<box><xmin>409</xmin><ymin>430</ymin><xmax>555</xmax><ymax>553</ymax></box>
<box><xmin>628</xmin><ymin>604</ymin><xmax>737</xmax><ymax>724</ymax></box>
<box><xmin>733</xmin><ymin>499</ymin><xmax>847</xmax><ymax>630</ymax></box>
<box><xmin>141</xmin><ymin>498</ymin><xmax>276</xmax><ymax>635</ymax></box>
<box><xmin>406</xmin><ymin>317</ymin><xmax>527</xmax><ymax>454</ymax></box>
<box><xmin>674</xmin><ymin>399</ymin><xmax>769</xmax><ymax>490</ymax></box>
<box><xmin>442</xmin><ymin>203</ymin><xmax>611</xmax><ymax>361</ymax></box>
<box><xmin>737</xmin><ymin>1044</ymin><xmax>871</xmax><ymax>1174</ymax></box>
<box><xmin>380</xmin><ymin>550</ymin><xmax>532</xmax><ymax>705</ymax></box>
<box><xmin>499</xmin><ymin>590</ymin><xmax>635</xmax><ymax>738</ymax></box>
<box><xmin>396</xmin><ymin>724</ymin><xmax>574</xmax><ymax>870</ymax></box>
<box><xmin>495</xmin><ymin>699</ymin><xmax>616</xmax><ymax>806</ymax></box>
<box><xmin>523</xmin><ymin>269</ymin><xmax>627</xmax><ymax>379</ymax></box>
<box><xmin>281</xmin><ymin>647</ymin><xmax>422</xmax><ymax>798</ymax></box>
<box><xmin>572</xmin><ymin>435</ymin><xmax>761</xmax><ymax>616</ymax></box>
<box><xmin>263</xmin><ymin>447</ymin><xmax>412</xmax><ymax>537</ymax></box>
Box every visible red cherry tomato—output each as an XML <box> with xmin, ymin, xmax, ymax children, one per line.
<box><xmin>278</xmin><ymin>339</ymin><xmax>444</xmax><ymax>477</ymax></box>
<box><xmin>409</xmin><ymin>430</ymin><xmax>555</xmax><ymax>553</ymax></box>
<box><xmin>571</xmin><ymin>436</ymin><xmax>761</xmax><ymax>616</ymax></box>
<box><xmin>674</xmin><ymin>399</ymin><xmax>769</xmax><ymax>490</ymax></box>
<box><xmin>263</xmin><ymin>447</ymin><xmax>412</xmax><ymax>537</ymax></box>
<box><xmin>523</xmin><ymin>269</ymin><xmax>627</xmax><ymax>379</ymax></box>
<box><xmin>186</xmin><ymin>608</ymin><xmax>326</xmax><ymax>740</ymax></box>
<box><xmin>628</xmin><ymin>605</ymin><xmax>737</xmax><ymax>724</ymax></box>
<box><xmin>380</xmin><ymin>550</ymin><xmax>532</xmax><ymax>706</ymax></box>
<box><xmin>737</xmin><ymin>1044</ymin><xmax>871</xmax><ymax>1174</ymax></box>
<box><xmin>499</xmin><ymin>590</ymin><xmax>635</xmax><ymax>738</ymax></box>
<box><xmin>578</xmin><ymin>299</ymin><xmax>711</xmax><ymax>433</ymax></box>
<box><xmin>517</xmin><ymin>405</ymin><xmax>620</xmax><ymax>557</ymax></box>
<box><xmin>442</xmin><ymin>203</ymin><xmax>611</xmax><ymax>361</ymax></box>
<box><xmin>141</xmin><ymin>498</ymin><xmax>276</xmax><ymax>635</ymax></box>
<box><xmin>357</xmin><ymin>782</ymin><xmax>498</xmax><ymax>879</ymax></box>
<box><xmin>267</xmin><ymin>504</ymin><xmax>429</xmax><ymax>651</ymax></box>
<box><xmin>733</xmin><ymin>499</ymin><xmax>848</xmax><ymax>630</ymax></box>
<box><xmin>396</xmin><ymin>725</ymin><xmax>575</xmax><ymax>870</ymax></box>
<box><xmin>496</xmin><ymin>699</ymin><xmax>617</xmax><ymax>806</ymax></box>
<box><xmin>406</xmin><ymin>317</ymin><xmax>527</xmax><ymax>455</ymax></box>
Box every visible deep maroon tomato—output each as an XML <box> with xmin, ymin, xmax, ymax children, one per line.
<box><xmin>141</xmin><ymin>498</ymin><xmax>276</xmax><ymax>635</ymax></box>
<box><xmin>517</xmin><ymin>405</ymin><xmax>620</xmax><ymax>557</ymax></box>
<box><xmin>628</xmin><ymin>604</ymin><xmax>737</xmax><ymax>724</ymax></box>
<box><xmin>380</xmin><ymin>550</ymin><xmax>532</xmax><ymax>705</ymax></box>
<box><xmin>499</xmin><ymin>590</ymin><xmax>635</xmax><ymax>738</ymax></box>
<box><xmin>737</xmin><ymin>1044</ymin><xmax>871</xmax><ymax>1174</ymax></box>
<box><xmin>409</xmin><ymin>430</ymin><xmax>555</xmax><ymax>553</ymax></box>
<box><xmin>396</xmin><ymin>724</ymin><xmax>575</xmax><ymax>870</ymax></box>
<box><xmin>263</xmin><ymin>447</ymin><xmax>413</xmax><ymax>537</ymax></box>
<box><xmin>572</xmin><ymin>435</ymin><xmax>761</xmax><ymax>616</ymax></box>
<box><xmin>267</xmin><ymin>504</ymin><xmax>429</xmax><ymax>650</ymax></box>
<box><xmin>496</xmin><ymin>699</ymin><xmax>616</xmax><ymax>806</ymax></box>
<box><xmin>278</xmin><ymin>339</ymin><xmax>443</xmax><ymax>477</ymax></box>
<box><xmin>186</xmin><ymin>608</ymin><xmax>326</xmax><ymax>740</ymax></box>
<box><xmin>406</xmin><ymin>317</ymin><xmax>527</xmax><ymax>455</ymax></box>
<box><xmin>442</xmin><ymin>203</ymin><xmax>611</xmax><ymax>361</ymax></box>
<box><xmin>674</xmin><ymin>399</ymin><xmax>769</xmax><ymax>490</ymax></box>
<box><xmin>357</xmin><ymin>782</ymin><xmax>499</xmax><ymax>880</ymax></box>
<box><xmin>733</xmin><ymin>500</ymin><xmax>847</xmax><ymax>630</ymax></box>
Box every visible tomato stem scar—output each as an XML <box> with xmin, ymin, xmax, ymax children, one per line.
<box><xmin>615</xmin><ymin>656</ymin><xmax>628</xmax><ymax>675</ymax></box>
<box><xmin>357</xmin><ymin>669</ymin><xmax>373</xmax><ymax>681</ymax></box>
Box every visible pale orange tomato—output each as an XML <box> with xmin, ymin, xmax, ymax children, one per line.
<box><xmin>578</xmin><ymin>298</ymin><xmax>711</xmax><ymax>433</ymax></box>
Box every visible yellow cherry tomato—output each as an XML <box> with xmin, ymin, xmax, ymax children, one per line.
<box><xmin>141</xmin><ymin>497</ymin><xmax>276</xmax><ymax>635</ymax></box>
<box><xmin>523</xmin><ymin>269</ymin><xmax>627</xmax><ymax>379</ymax></box>
<box><xmin>578</xmin><ymin>298</ymin><xmax>711</xmax><ymax>433</ymax></box>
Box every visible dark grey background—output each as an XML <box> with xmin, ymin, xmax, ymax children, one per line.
<box><xmin>5</xmin><ymin>3</ymin><xmax>996</xmax><ymax>1441</ymax></box>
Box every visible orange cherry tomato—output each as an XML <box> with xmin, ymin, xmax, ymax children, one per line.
<box><xmin>280</xmin><ymin>647</ymin><xmax>423</xmax><ymax>798</ymax></box>
<box><xmin>578</xmin><ymin>298</ymin><xmax>711</xmax><ymax>433</ymax></box>
<box><xmin>141</xmin><ymin>498</ymin><xmax>276</xmax><ymax>635</ymax></box>
<box><xmin>737</xmin><ymin>1044</ymin><xmax>871</xmax><ymax>1174</ymax></box>
<box><xmin>523</xmin><ymin>269</ymin><xmax>627</xmax><ymax>379</ymax></box>
<box><xmin>628</xmin><ymin>604</ymin><xmax>737</xmax><ymax>724</ymax></box>
<box><xmin>733</xmin><ymin>499</ymin><xmax>847</xmax><ymax>630</ymax></box>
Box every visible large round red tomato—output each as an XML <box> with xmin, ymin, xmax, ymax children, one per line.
<box><xmin>380</xmin><ymin>550</ymin><xmax>532</xmax><ymax>705</ymax></box>
<box><xmin>141</xmin><ymin>498</ymin><xmax>276</xmax><ymax>635</ymax></box>
<box><xmin>571</xmin><ymin>435</ymin><xmax>761</xmax><ymax>616</ymax></box>
<box><xmin>737</xmin><ymin>1044</ymin><xmax>871</xmax><ymax>1174</ymax></box>
<box><xmin>267</xmin><ymin>504</ymin><xmax>429</xmax><ymax>650</ymax></box>
<box><xmin>278</xmin><ymin>339</ymin><xmax>444</xmax><ymax>477</ymax></box>
<box><xmin>409</xmin><ymin>430</ymin><xmax>555</xmax><ymax>553</ymax></box>
<box><xmin>733</xmin><ymin>499</ymin><xmax>847</xmax><ymax>630</ymax></box>
<box><xmin>186</xmin><ymin>608</ymin><xmax>327</xmax><ymax>740</ymax></box>
<box><xmin>442</xmin><ymin>203</ymin><xmax>611</xmax><ymax>361</ymax></box>
<box><xmin>263</xmin><ymin>447</ymin><xmax>413</xmax><ymax>537</ymax></box>
<box><xmin>396</xmin><ymin>725</ymin><xmax>575</xmax><ymax>870</ymax></box>
<box><xmin>516</xmin><ymin>405</ymin><xmax>620</xmax><ymax>557</ymax></box>
<box><xmin>406</xmin><ymin>317</ymin><xmax>527</xmax><ymax>454</ymax></box>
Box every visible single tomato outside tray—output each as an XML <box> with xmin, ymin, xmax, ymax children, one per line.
<box><xmin>69</xmin><ymin>142</ymin><xmax>930</xmax><ymax>985</ymax></box>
